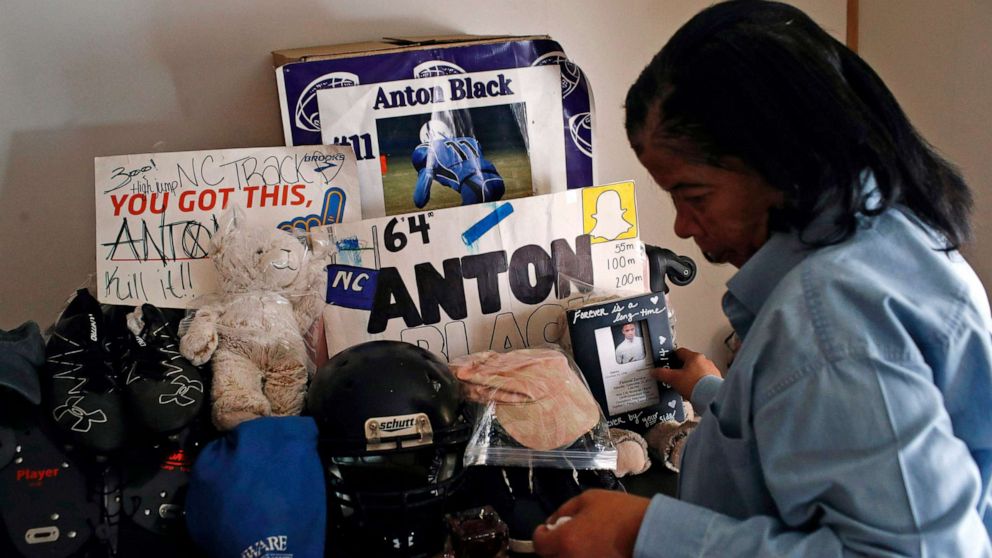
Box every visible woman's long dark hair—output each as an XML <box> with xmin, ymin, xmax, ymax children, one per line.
<box><xmin>625</xmin><ymin>0</ymin><xmax>971</xmax><ymax>250</ymax></box>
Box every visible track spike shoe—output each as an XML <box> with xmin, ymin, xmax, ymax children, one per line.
<box><xmin>101</xmin><ymin>304</ymin><xmax>135</xmax><ymax>375</ymax></box>
<box><xmin>44</xmin><ymin>289</ymin><xmax>126</xmax><ymax>454</ymax></box>
<box><xmin>0</xmin><ymin>394</ymin><xmax>101</xmax><ymax>558</ymax></box>
<box><xmin>122</xmin><ymin>304</ymin><xmax>205</xmax><ymax>435</ymax></box>
<box><xmin>118</xmin><ymin>418</ymin><xmax>214</xmax><ymax>557</ymax></box>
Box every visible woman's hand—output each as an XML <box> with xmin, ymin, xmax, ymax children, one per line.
<box><xmin>653</xmin><ymin>346</ymin><xmax>721</xmax><ymax>400</ymax></box>
<box><xmin>532</xmin><ymin>489</ymin><xmax>650</xmax><ymax>558</ymax></box>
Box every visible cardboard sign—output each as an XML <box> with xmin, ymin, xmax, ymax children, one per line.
<box><xmin>312</xmin><ymin>181</ymin><xmax>647</xmax><ymax>362</ymax></box>
<box><xmin>566</xmin><ymin>293</ymin><xmax>684</xmax><ymax>433</ymax></box>
<box><xmin>273</xmin><ymin>35</ymin><xmax>594</xmax><ymax>191</ymax></box>
<box><xmin>317</xmin><ymin>66</ymin><xmax>567</xmax><ymax>218</ymax></box>
<box><xmin>94</xmin><ymin>145</ymin><xmax>360</xmax><ymax>308</ymax></box>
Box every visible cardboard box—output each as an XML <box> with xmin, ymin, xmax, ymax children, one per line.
<box><xmin>273</xmin><ymin>35</ymin><xmax>594</xmax><ymax>194</ymax></box>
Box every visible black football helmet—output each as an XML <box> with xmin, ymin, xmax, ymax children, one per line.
<box><xmin>305</xmin><ymin>341</ymin><xmax>472</xmax><ymax>557</ymax></box>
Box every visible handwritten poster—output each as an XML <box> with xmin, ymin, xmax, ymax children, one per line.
<box><xmin>311</xmin><ymin>181</ymin><xmax>648</xmax><ymax>362</ymax></box>
<box><xmin>94</xmin><ymin>145</ymin><xmax>360</xmax><ymax>308</ymax></box>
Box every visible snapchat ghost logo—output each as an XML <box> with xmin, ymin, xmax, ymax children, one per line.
<box><xmin>581</xmin><ymin>182</ymin><xmax>638</xmax><ymax>243</ymax></box>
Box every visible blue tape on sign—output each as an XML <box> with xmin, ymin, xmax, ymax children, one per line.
<box><xmin>325</xmin><ymin>264</ymin><xmax>378</xmax><ymax>310</ymax></box>
<box><xmin>462</xmin><ymin>203</ymin><xmax>514</xmax><ymax>246</ymax></box>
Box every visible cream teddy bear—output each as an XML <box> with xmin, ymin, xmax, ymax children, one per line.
<box><xmin>179</xmin><ymin>212</ymin><xmax>325</xmax><ymax>430</ymax></box>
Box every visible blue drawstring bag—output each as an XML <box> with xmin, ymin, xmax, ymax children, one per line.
<box><xmin>186</xmin><ymin>417</ymin><xmax>326</xmax><ymax>558</ymax></box>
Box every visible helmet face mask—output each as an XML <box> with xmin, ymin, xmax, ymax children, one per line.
<box><xmin>419</xmin><ymin>119</ymin><xmax>453</xmax><ymax>144</ymax></box>
<box><xmin>306</xmin><ymin>341</ymin><xmax>472</xmax><ymax>557</ymax></box>
<box><xmin>325</xmin><ymin>446</ymin><xmax>467</xmax><ymax>556</ymax></box>
<box><xmin>327</xmin><ymin>441</ymin><xmax>463</xmax><ymax>493</ymax></box>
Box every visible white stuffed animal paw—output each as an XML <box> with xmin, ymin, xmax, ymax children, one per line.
<box><xmin>180</xmin><ymin>321</ymin><xmax>219</xmax><ymax>366</ymax></box>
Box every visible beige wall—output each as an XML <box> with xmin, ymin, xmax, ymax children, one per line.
<box><xmin>0</xmin><ymin>1</ymin><xmax>844</xmax><ymax>367</ymax></box>
<box><xmin>859</xmin><ymin>1</ymin><xmax>992</xmax><ymax>297</ymax></box>
<box><xmin>630</xmin><ymin>0</ymin><xmax>848</xmax><ymax>366</ymax></box>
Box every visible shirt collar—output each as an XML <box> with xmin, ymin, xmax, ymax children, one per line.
<box><xmin>722</xmin><ymin>230</ymin><xmax>807</xmax><ymax>337</ymax></box>
<box><xmin>723</xmin><ymin>172</ymin><xmax>879</xmax><ymax>337</ymax></box>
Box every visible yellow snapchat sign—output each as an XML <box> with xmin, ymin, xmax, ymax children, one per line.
<box><xmin>582</xmin><ymin>181</ymin><xmax>638</xmax><ymax>243</ymax></box>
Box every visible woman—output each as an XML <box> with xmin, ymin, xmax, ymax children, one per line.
<box><xmin>534</xmin><ymin>2</ymin><xmax>992</xmax><ymax>556</ymax></box>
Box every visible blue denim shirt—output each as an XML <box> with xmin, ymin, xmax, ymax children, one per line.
<box><xmin>634</xmin><ymin>204</ymin><xmax>992</xmax><ymax>556</ymax></box>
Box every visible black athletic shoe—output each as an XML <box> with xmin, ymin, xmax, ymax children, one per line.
<box><xmin>102</xmin><ymin>304</ymin><xmax>135</xmax><ymax>376</ymax></box>
<box><xmin>118</xmin><ymin>419</ymin><xmax>214</xmax><ymax>558</ymax></box>
<box><xmin>122</xmin><ymin>304</ymin><xmax>205</xmax><ymax>436</ymax></box>
<box><xmin>0</xmin><ymin>395</ymin><xmax>102</xmax><ymax>558</ymax></box>
<box><xmin>44</xmin><ymin>289</ymin><xmax>126</xmax><ymax>454</ymax></box>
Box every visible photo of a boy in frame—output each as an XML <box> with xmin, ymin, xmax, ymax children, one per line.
<box><xmin>613</xmin><ymin>321</ymin><xmax>647</xmax><ymax>364</ymax></box>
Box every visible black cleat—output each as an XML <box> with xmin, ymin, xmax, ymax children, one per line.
<box><xmin>118</xmin><ymin>423</ymin><xmax>213</xmax><ymax>558</ymax></box>
<box><xmin>122</xmin><ymin>304</ymin><xmax>205</xmax><ymax>435</ymax></box>
<box><xmin>102</xmin><ymin>303</ymin><xmax>136</xmax><ymax>376</ymax></box>
<box><xmin>44</xmin><ymin>289</ymin><xmax>126</xmax><ymax>454</ymax></box>
<box><xmin>0</xmin><ymin>395</ymin><xmax>102</xmax><ymax>558</ymax></box>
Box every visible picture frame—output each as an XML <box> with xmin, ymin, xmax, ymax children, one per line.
<box><xmin>315</xmin><ymin>65</ymin><xmax>567</xmax><ymax>218</ymax></box>
<box><xmin>566</xmin><ymin>292</ymin><xmax>684</xmax><ymax>433</ymax></box>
